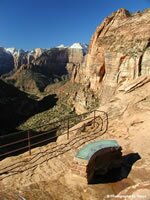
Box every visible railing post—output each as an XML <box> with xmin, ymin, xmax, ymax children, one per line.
<box><xmin>93</xmin><ymin>110</ymin><xmax>96</xmax><ymax>127</ymax></box>
<box><xmin>67</xmin><ymin>118</ymin><xmax>69</xmax><ymax>139</ymax></box>
<box><xmin>28</xmin><ymin>130</ymin><xmax>31</xmax><ymax>156</ymax></box>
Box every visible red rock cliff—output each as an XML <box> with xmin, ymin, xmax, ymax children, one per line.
<box><xmin>71</xmin><ymin>8</ymin><xmax>150</xmax><ymax>106</ymax></box>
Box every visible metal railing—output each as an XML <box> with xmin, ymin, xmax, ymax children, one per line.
<box><xmin>0</xmin><ymin>110</ymin><xmax>108</xmax><ymax>160</ymax></box>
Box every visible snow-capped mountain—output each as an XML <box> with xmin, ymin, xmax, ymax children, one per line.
<box><xmin>5</xmin><ymin>48</ymin><xmax>26</xmax><ymax>55</ymax></box>
<box><xmin>56</xmin><ymin>44</ymin><xmax>67</xmax><ymax>49</ymax></box>
<box><xmin>4</xmin><ymin>43</ymin><xmax>88</xmax><ymax>57</ymax></box>
<box><xmin>69</xmin><ymin>43</ymin><xmax>88</xmax><ymax>54</ymax></box>
<box><xmin>0</xmin><ymin>43</ymin><xmax>88</xmax><ymax>77</ymax></box>
<box><xmin>5</xmin><ymin>48</ymin><xmax>17</xmax><ymax>54</ymax></box>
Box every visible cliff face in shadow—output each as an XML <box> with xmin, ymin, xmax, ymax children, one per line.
<box><xmin>0</xmin><ymin>80</ymin><xmax>58</xmax><ymax>134</ymax></box>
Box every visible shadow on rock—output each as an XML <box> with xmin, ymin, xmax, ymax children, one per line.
<box><xmin>0</xmin><ymin>126</ymin><xmax>59</xmax><ymax>160</ymax></box>
<box><xmin>88</xmin><ymin>153</ymin><xmax>141</xmax><ymax>184</ymax></box>
<box><xmin>0</xmin><ymin>93</ymin><xmax>58</xmax><ymax>135</ymax></box>
<box><xmin>38</xmin><ymin>94</ymin><xmax>58</xmax><ymax>111</ymax></box>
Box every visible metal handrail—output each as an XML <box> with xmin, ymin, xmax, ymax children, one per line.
<box><xmin>0</xmin><ymin>110</ymin><xmax>108</xmax><ymax>159</ymax></box>
<box><xmin>0</xmin><ymin>116</ymin><xmax>94</xmax><ymax>149</ymax></box>
<box><xmin>0</xmin><ymin>111</ymin><xmax>92</xmax><ymax>138</ymax></box>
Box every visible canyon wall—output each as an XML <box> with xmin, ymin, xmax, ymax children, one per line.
<box><xmin>1</xmin><ymin>44</ymin><xmax>87</xmax><ymax>93</ymax></box>
<box><xmin>71</xmin><ymin>8</ymin><xmax>150</xmax><ymax>111</ymax></box>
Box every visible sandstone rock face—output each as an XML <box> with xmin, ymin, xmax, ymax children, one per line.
<box><xmin>67</xmin><ymin>48</ymin><xmax>84</xmax><ymax>77</ymax></box>
<box><xmin>13</xmin><ymin>49</ymin><xmax>28</xmax><ymax>69</ymax></box>
<box><xmin>0</xmin><ymin>47</ymin><xmax>14</xmax><ymax>75</ymax></box>
<box><xmin>71</xmin><ymin>8</ymin><xmax>150</xmax><ymax>109</ymax></box>
<box><xmin>113</xmin><ymin>182</ymin><xmax>150</xmax><ymax>200</ymax></box>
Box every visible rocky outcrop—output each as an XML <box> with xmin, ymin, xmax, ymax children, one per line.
<box><xmin>67</xmin><ymin>46</ymin><xmax>85</xmax><ymax>77</ymax></box>
<box><xmin>71</xmin><ymin>8</ymin><xmax>150</xmax><ymax>110</ymax></box>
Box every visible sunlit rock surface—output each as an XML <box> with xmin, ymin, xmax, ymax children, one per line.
<box><xmin>71</xmin><ymin>8</ymin><xmax>150</xmax><ymax>111</ymax></box>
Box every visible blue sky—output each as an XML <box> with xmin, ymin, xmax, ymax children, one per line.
<box><xmin>0</xmin><ymin>0</ymin><xmax>149</xmax><ymax>50</ymax></box>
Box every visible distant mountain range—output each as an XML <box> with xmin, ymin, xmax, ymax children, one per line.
<box><xmin>0</xmin><ymin>43</ymin><xmax>88</xmax><ymax>93</ymax></box>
